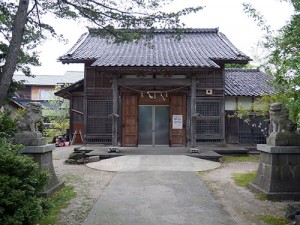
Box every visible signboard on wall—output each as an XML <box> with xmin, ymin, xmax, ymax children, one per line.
<box><xmin>172</xmin><ymin>115</ymin><xmax>183</xmax><ymax>129</ymax></box>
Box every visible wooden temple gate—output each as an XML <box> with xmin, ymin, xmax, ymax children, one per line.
<box><xmin>84</xmin><ymin>67</ymin><xmax>225</xmax><ymax>146</ymax></box>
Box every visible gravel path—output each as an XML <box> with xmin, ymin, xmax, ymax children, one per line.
<box><xmin>52</xmin><ymin>147</ymin><xmax>115</xmax><ymax>225</ymax></box>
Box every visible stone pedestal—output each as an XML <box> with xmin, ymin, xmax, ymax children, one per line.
<box><xmin>17</xmin><ymin>131</ymin><xmax>64</xmax><ymax>197</ymax></box>
<box><xmin>248</xmin><ymin>144</ymin><xmax>300</xmax><ymax>200</ymax></box>
<box><xmin>21</xmin><ymin>144</ymin><xmax>64</xmax><ymax>197</ymax></box>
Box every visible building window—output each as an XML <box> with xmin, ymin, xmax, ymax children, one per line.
<box><xmin>39</xmin><ymin>90</ymin><xmax>53</xmax><ymax>100</ymax></box>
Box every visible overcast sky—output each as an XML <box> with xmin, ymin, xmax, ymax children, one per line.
<box><xmin>27</xmin><ymin>0</ymin><xmax>294</xmax><ymax>75</ymax></box>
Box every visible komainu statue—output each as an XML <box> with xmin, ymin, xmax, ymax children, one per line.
<box><xmin>269</xmin><ymin>102</ymin><xmax>297</xmax><ymax>133</ymax></box>
<box><xmin>17</xmin><ymin>102</ymin><xmax>42</xmax><ymax>133</ymax></box>
<box><xmin>267</xmin><ymin>102</ymin><xmax>300</xmax><ymax>146</ymax></box>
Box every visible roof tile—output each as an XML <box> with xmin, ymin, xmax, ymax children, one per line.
<box><xmin>59</xmin><ymin>29</ymin><xmax>251</xmax><ymax>67</ymax></box>
<box><xmin>225</xmin><ymin>69</ymin><xmax>276</xmax><ymax>96</ymax></box>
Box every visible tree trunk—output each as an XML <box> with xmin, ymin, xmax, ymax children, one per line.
<box><xmin>0</xmin><ymin>0</ymin><xmax>29</xmax><ymax>106</ymax></box>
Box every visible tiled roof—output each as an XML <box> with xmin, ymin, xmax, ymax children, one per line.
<box><xmin>13</xmin><ymin>99</ymin><xmax>62</xmax><ymax>109</ymax></box>
<box><xmin>54</xmin><ymin>79</ymin><xmax>84</xmax><ymax>99</ymax></box>
<box><xmin>13</xmin><ymin>71</ymin><xmax>84</xmax><ymax>86</ymax></box>
<box><xmin>225</xmin><ymin>69</ymin><xmax>276</xmax><ymax>96</ymax></box>
<box><xmin>59</xmin><ymin>29</ymin><xmax>251</xmax><ymax>68</ymax></box>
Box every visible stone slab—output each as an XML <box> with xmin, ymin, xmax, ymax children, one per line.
<box><xmin>257</xmin><ymin>144</ymin><xmax>300</xmax><ymax>154</ymax></box>
<box><xmin>87</xmin><ymin>155</ymin><xmax>221</xmax><ymax>172</ymax></box>
<box><xmin>21</xmin><ymin>144</ymin><xmax>55</xmax><ymax>154</ymax></box>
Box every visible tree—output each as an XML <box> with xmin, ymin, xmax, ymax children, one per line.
<box><xmin>0</xmin><ymin>0</ymin><xmax>202</xmax><ymax>106</ymax></box>
<box><xmin>243</xmin><ymin>0</ymin><xmax>300</xmax><ymax>122</ymax></box>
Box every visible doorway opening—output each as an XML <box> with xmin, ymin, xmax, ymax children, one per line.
<box><xmin>138</xmin><ymin>105</ymin><xmax>169</xmax><ymax>146</ymax></box>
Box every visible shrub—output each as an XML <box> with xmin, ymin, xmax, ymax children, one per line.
<box><xmin>0</xmin><ymin>139</ymin><xmax>49</xmax><ymax>225</ymax></box>
<box><xmin>0</xmin><ymin>110</ymin><xmax>17</xmax><ymax>140</ymax></box>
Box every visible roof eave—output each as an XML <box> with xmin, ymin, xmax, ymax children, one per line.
<box><xmin>59</xmin><ymin>59</ymin><xmax>95</xmax><ymax>64</ymax></box>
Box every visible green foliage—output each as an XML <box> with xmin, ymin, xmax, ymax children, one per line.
<box><xmin>43</xmin><ymin>86</ymin><xmax>70</xmax><ymax>139</ymax></box>
<box><xmin>222</xmin><ymin>155</ymin><xmax>260</xmax><ymax>163</ymax></box>
<box><xmin>243</xmin><ymin>1</ymin><xmax>300</xmax><ymax>123</ymax></box>
<box><xmin>232</xmin><ymin>171</ymin><xmax>257</xmax><ymax>187</ymax></box>
<box><xmin>0</xmin><ymin>0</ymin><xmax>202</xmax><ymax>75</ymax></box>
<box><xmin>0</xmin><ymin>139</ymin><xmax>49</xmax><ymax>225</ymax></box>
<box><xmin>39</xmin><ymin>185</ymin><xmax>76</xmax><ymax>225</ymax></box>
<box><xmin>0</xmin><ymin>110</ymin><xmax>17</xmax><ymax>140</ymax></box>
<box><xmin>259</xmin><ymin>215</ymin><xmax>289</xmax><ymax>225</ymax></box>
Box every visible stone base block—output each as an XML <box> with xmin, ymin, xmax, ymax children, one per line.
<box><xmin>15</xmin><ymin>131</ymin><xmax>42</xmax><ymax>139</ymax></box>
<box><xmin>21</xmin><ymin>144</ymin><xmax>62</xmax><ymax>197</ymax></box>
<box><xmin>248</xmin><ymin>182</ymin><xmax>300</xmax><ymax>200</ymax></box>
<box><xmin>250</xmin><ymin>144</ymin><xmax>300</xmax><ymax>200</ymax></box>
<box><xmin>15</xmin><ymin>137</ymin><xmax>47</xmax><ymax>146</ymax></box>
<box><xmin>21</xmin><ymin>144</ymin><xmax>55</xmax><ymax>154</ymax></box>
<box><xmin>39</xmin><ymin>182</ymin><xmax>64</xmax><ymax>198</ymax></box>
<box><xmin>267</xmin><ymin>132</ymin><xmax>300</xmax><ymax>146</ymax></box>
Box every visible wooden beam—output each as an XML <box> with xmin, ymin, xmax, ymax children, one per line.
<box><xmin>190</xmin><ymin>77</ymin><xmax>197</xmax><ymax>148</ymax></box>
<box><xmin>112</xmin><ymin>75</ymin><xmax>118</xmax><ymax>146</ymax></box>
<box><xmin>117</xmin><ymin>78</ymin><xmax>191</xmax><ymax>86</ymax></box>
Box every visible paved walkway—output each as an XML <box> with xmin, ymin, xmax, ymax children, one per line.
<box><xmin>83</xmin><ymin>171</ymin><xmax>237</xmax><ymax>225</ymax></box>
<box><xmin>83</xmin><ymin>156</ymin><xmax>237</xmax><ymax>225</ymax></box>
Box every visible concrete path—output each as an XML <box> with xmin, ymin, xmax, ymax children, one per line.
<box><xmin>86</xmin><ymin>155</ymin><xmax>221</xmax><ymax>172</ymax></box>
<box><xmin>83</xmin><ymin>171</ymin><xmax>237</xmax><ymax>225</ymax></box>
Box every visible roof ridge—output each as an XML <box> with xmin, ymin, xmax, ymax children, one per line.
<box><xmin>88</xmin><ymin>28</ymin><xmax>219</xmax><ymax>34</ymax></box>
<box><xmin>225</xmin><ymin>68</ymin><xmax>260</xmax><ymax>72</ymax></box>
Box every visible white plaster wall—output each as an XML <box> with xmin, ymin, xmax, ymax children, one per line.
<box><xmin>225</xmin><ymin>97</ymin><xmax>236</xmax><ymax>110</ymax></box>
<box><xmin>225</xmin><ymin>96</ymin><xmax>254</xmax><ymax>110</ymax></box>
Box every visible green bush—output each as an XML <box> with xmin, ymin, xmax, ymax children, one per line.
<box><xmin>0</xmin><ymin>139</ymin><xmax>49</xmax><ymax>225</ymax></box>
<box><xmin>0</xmin><ymin>110</ymin><xmax>17</xmax><ymax>140</ymax></box>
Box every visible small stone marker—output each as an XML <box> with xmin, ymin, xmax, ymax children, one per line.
<box><xmin>108</xmin><ymin>146</ymin><xmax>120</xmax><ymax>153</ymax></box>
<box><xmin>190</xmin><ymin>148</ymin><xmax>200</xmax><ymax>153</ymax></box>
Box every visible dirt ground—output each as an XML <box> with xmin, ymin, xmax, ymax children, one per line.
<box><xmin>200</xmin><ymin>161</ymin><xmax>291</xmax><ymax>225</ymax></box>
<box><xmin>52</xmin><ymin>147</ymin><xmax>291</xmax><ymax>224</ymax></box>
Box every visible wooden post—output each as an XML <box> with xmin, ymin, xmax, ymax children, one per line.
<box><xmin>112</xmin><ymin>75</ymin><xmax>118</xmax><ymax>146</ymax></box>
<box><xmin>191</xmin><ymin>76</ymin><xmax>197</xmax><ymax>148</ymax></box>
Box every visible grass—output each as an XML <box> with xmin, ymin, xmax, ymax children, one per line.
<box><xmin>39</xmin><ymin>185</ymin><xmax>76</xmax><ymax>225</ymax></box>
<box><xmin>232</xmin><ymin>171</ymin><xmax>257</xmax><ymax>187</ymax></box>
<box><xmin>222</xmin><ymin>154</ymin><xmax>260</xmax><ymax>163</ymax></box>
<box><xmin>260</xmin><ymin>215</ymin><xmax>289</xmax><ymax>225</ymax></box>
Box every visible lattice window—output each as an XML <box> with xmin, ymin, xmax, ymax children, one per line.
<box><xmin>86</xmin><ymin>70</ymin><xmax>112</xmax><ymax>96</ymax></box>
<box><xmin>196</xmin><ymin>101</ymin><xmax>220</xmax><ymax>116</ymax></box>
<box><xmin>196</xmin><ymin>100</ymin><xmax>223</xmax><ymax>137</ymax></box>
<box><xmin>87</xmin><ymin>100</ymin><xmax>112</xmax><ymax>134</ymax></box>
<box><xmin>196</xmin><ymin>118</ymin><xmax>220</xmax><ymax>134</ymax></box>
<box><xmin>197</xmin><ymin>71</ymin><xmax>223</xmax><ymax>89</ymax></box>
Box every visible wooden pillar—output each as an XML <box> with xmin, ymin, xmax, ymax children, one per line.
<box><xmin>112</xmin><ymin>75</ymin><xmax>118</xmax><ymax>146</ymax></box>
<box><xmin>191</xmin><ymin>76</ymin><xmax>197</xmax><ymax>148</ymax></box>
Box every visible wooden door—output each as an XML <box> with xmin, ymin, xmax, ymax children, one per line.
<box><xmin>122</xmin><ymin>95</ymin><xmax>138</xmax><ymax>146</ymax></box>
<box><xmin>170</xmin><ymin>95</ymin><xmax>186</xmax><ymax>146</ymax></box>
